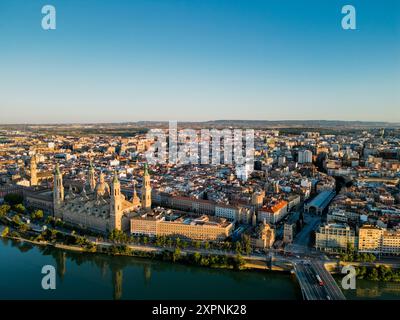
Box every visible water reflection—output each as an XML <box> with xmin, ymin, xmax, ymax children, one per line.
<box><xmin>355</xmin><ymin>281</ymin><xmax>400</xmax><ymax>299</ymax></box>
<box><xmin>111</xmin><ymin>267</ymin><xmax>123</xmax><ymax>300</ymax></box>
<box><xmin>0</xmin><ymin>238</ymin><xmax>301</xmax><ymax>300</ymax></box>
<box><xmin>1</xmin><ymin>239</ymin><xmax>127</xmax><ymax>299</ymax></box>
<box><xmin>334</xmin><ymin>273</ymin><xmax>400</xmax><ymax>300</ymax></box>
<box><xmin>38</xmin><ymin>245</ymin><xmax>129</xmax><ymax>299</ymax></box>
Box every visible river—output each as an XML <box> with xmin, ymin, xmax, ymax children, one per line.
<box><xmin>0</xmin><ymin>238</ymin><xmax>300</xmax><ymax>300</ymax></box>
<box><xmin>1</xmin><ymin>238</ymin><xmax>399</xmax><ymax>300</ymax></box>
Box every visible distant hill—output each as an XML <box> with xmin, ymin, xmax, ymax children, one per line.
<box><xmin>133</xmin><ymin>120</ymin><xmax>400</xmax><ymax>129</ymax></box>
<box><xmin>1</xmin><ymin>120</ymin><xmax>399</xmax><ymax>130</ymax></box>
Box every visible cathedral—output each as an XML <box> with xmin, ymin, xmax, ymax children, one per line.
<box><xmin>53</xmin><ymin>162</ymin><xmax>152</xmax><ymax>234</ymax></box>
<box><xmin>28</xmin><ymin>155</ymin><xmax>53</xmax><ymax>186</ymax></box>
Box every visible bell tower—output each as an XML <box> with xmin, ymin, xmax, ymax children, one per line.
<box><xmin>110</xmin><ymin>172</ymin><xmax>123</xmax><ymax>231</ymax></box>
<box><xmin>53</xmin><ymin>163</ymin><xmax>64</xmax><ymax>218</ymax></box>
<box><xmin>141</xmin><ymin>163</ymin><xmax>152</xmax><ymax>211</ymax></box>
<box><xmin>30</xmin><ymin>156</ymin><xmax>38</xmax><ymax>186</ymax></box>
<box><xmin>88</xmin><ymin>160</ymin><xmax>96</xmax><ymax>191</ymax></box>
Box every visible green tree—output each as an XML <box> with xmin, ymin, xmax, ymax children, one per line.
<box><xmin>233</xmin><ymin>254</ymin><xmax>245</xmax><ymax>269</ymax></box>
<box><xmin>243</xmin><ymin>235</ymin><xmax>252</xmax><ymax>255</ymax></box>
<box><xmin>45</xmin><ymin>216</ymin><xmax>55</xmax><ymax>225</ymax></box>
<box><xmin>18</xmin><ymin>223</ymin><xmax>29</xmax><ymax>233</ymax></box>
<box><xmin>204</xmin><ymin>242</ymin><xmax>210</xmax><ymax>250</ymax></box>
<box><xmin>109</xmin><ymin>229</ymin><xmax>128</xmax><ymax>243</ymax></box>
<box><xmin>193</xmin><ymin>252</ymin><xmax>201</xmax><ymax>264</ymax></box>
<box><xmin>0</xmin><ymin>204</ymin><xmax>11</xmax><ymax>217</ymax></box>
<box><xmin>167</xmin><ymin>238</ymin><xmax>173</xmax><ymax>247</ymax></box>
<box><xmin>347</xmin><ymin>242</ymin><xmax>355</xmax><ymax>254</ymax></box>
<box><xmin>1</xmin><ymin>227</ymin><xmax>9</xmax><ymax>237</ymax></box>
<box><xmin>31</xmin><ymin>209</ymin><xmax>44</xmax><ymax>220</ymax></box>
<box><xmin>12</xmin><ymin>214</ymin><xmax>21</xmax><ymax>226</ymax></box>
<box><xmin>224</xmin><ymin>242</ymin><xmax>232</xmax><ymax>252</ymax></box>
<box><xmin>367</xmin><ymin>268</ymin><xmax>379</xmax><ymax>281</ymax></box>
<box><xmin>155</xmin><ymin>235</ymin><xmax>163</xmax><ymax>247</ymax></box>
<box><xmin>172</xmin><ymin>248</ymin><xmax>181</xmax><ymax>262</ymax></box>
<box><xmin>377</xmin><ymin>265</ymin><xmax>393</xmax><ymax>281</ymax></box>
<box><xmin>368</xmin><ymin>254</ymin><xmax>376</xmax><ymax>263</ymax></box>
<box><xmin>235</xmin><ymin>242</ymin><xmax>242</xmax><ymax>255</ymax></box>
<box><xmin>50</xmin><ymin>229</ymin><xmax>59</xmax><ymax>242</ymax></box>
<box><xmin>14</xmin><ymin>204</ymin><xmax>26</xmax><ymax>214</ymax></box>
<box><xmin>356</xmin><ymin>266</ymin><xmax>367</xmax><ymax>279</ymax></box>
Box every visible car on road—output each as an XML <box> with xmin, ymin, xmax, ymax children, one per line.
<box><xmin>316</xmin><ymin>274</ymin><xmax>324</xmax><ymax>286</ymax></box>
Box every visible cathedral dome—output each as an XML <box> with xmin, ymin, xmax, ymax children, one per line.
<box><xmin>95</xmin><ymin>172</ymin><xmax>110</xmax><ymax>197</ymax></box>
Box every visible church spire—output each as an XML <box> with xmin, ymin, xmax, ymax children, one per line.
<box><xmin>143</xmin><ymin>162</ymin><xmax>149</xmax><ymax>176</ymax></box>
<box><xmin>113</xmin><ymin>170</ymin><xmax>119</xmax><ymax>184</ymax></box>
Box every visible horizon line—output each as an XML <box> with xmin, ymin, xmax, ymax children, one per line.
<box><xmin>1</xmin><ymin>119</ymin><xmax>400</xmax><ymax>126</ymax></box>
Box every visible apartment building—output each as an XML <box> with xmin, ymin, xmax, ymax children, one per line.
<box><xmin>358</xmin><ymin>225</ymin><xmax>383</xmax><ymax>254</ymax></box>
<box><xmin>315</xmin><ymin>223</ymin><xmax>357</xmax><ymax>253</ymax></box>
<box><xmin>258</xmin><ymin>200</ymin><xmax>288</xmax><ymax>224</ymax></box>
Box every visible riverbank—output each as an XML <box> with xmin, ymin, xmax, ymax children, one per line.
<box><xmin>1</xmin><ymin>211</ymin><xmax>274</xmax><ymax>272</ymax></box>
<box><xmin>325</xmin><ymin>260</ymin><xmax>400</xmax><ymax>283</ymax></box>
<box><xmin>0</xmin><ymin>231</ymin><xmax>270</xmax><ymax>273</ymax></box>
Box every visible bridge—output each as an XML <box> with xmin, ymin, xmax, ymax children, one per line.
<box><xmin>294</xmin><ymin>260</ymin><xmax>346</xmax><ymax>300</ymax></box>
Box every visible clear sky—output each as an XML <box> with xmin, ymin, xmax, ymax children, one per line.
<box><xmin>0</xmin><ymin>0</ymin><xmax>399</xmax><ymax>123</ymax></box>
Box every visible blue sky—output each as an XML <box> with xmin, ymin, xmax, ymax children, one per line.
<box><xmin>0</xmin><ymin>0</ymin><xmax>399</xmax><ymax>123</ymax></box>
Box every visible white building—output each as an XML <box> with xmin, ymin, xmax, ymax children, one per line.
<box><xmin>215</xmin><ymin>204</ymin><xmax>238</xmax><ymax>221</ymax></box>
<box><xmin>298</xmin><ymin>150</ymin><xmax>312</xmax><ymax>164</ymax></box>
<box><xmin>315</xmin><ymin>223</ymin><xmax>357</xmax><ymax>253</ymax></box>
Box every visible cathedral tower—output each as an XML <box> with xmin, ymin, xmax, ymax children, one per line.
<box><xmin>53</xmin><ymin>163</ymin><xmax>64</xmax><ymax>218</ymax></box>
<box><xmin>30</xmin><ymin>156</ymin><xmax>38</xmax><ymax>186</ymax></box>
<box><xmin>141</xmin><ymin>163</ymin><xmax>152</xmax><ymax>211</ymax></box>
<box><xmin>130</xmin><ymin>179</ymin><xmax>141</xmax><ymax>208</ymax></box>
<box><xmin>88</xmin><ymin>160</ymin><xmax>96</xmax><ymax>191</ymax></box>
<box><xmin>110</xmin><ymin>172</ymin><xmax>123</xmax><ymax>231</ymax></box>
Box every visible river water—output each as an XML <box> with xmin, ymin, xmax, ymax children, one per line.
<box><xmin>1</xmin><ymin>238</ymin><xmax>399</xmax><ymax>300</ymax></box>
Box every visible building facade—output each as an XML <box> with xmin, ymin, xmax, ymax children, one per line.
<box><xmin>315</xmin><ymin>223</ymin><xmax>357</xmax><ymax>253</ymax></box>
<box><xmin>131</xmin><ymin>212</ymin><xmax>233</xmax><ymax>242</ymax></box>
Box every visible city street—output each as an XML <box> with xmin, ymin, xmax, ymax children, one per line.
<box><xmin>294</xmin><ymin>212</ymin><xmax>321</xmax><ymax>247</ymax></box>
<box><xmin>294</xmin><ymin>260</ymin><xmax>345</xmax><ymax>300</ymax></box>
